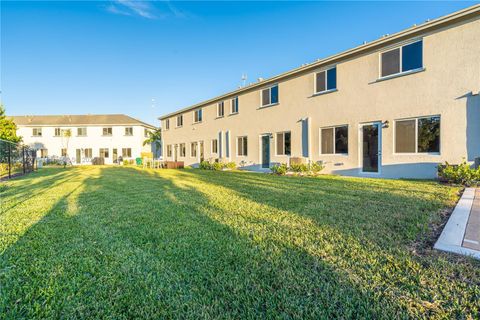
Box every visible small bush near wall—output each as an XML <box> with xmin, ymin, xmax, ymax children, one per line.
<box><xmin>200</xmin><ymin>160</ymin><xmax>237</xmax><ymax>171</ymax></box>
<box><xmin>438</xmin><ymin>161</ymin><xmax>480</xmax><ymax>186</ymax></box>
<box><xmin>270</xmin><ymin>161</ymin><xmax>324</xmax><ymax>176</ymax></box>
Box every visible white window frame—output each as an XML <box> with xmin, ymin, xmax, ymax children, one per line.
<box><xmin>211</xmin><ymin>139</ymin><xmax>218</xmax><ymax>154</ymax></box>
<box><xmin>165</xmin><ymin>119</ymin><xmax>170</xmax><ymax>130</ymax></box>
<box><xmin>236</xmin><ymin>136</ymin><xmax>248</xmax><ymax>157</ymax></box>
<box><xmin>102</xmin><ymin>127</ymin><xmax>112</xmax><ymax>136</ymax></box>
<box><xmin>176</xmin><ymin>115</ymin><xmax>183</xmax><ymax>128</ymax></box>
<box><xmin>379</xmin><ymin>38</ymin><xmax>423</xmax><ymax>80</ymax></box>
<box><xmin>190</xmin><ymin>142</ymin><xmax>198</xmax><ymax>157</ymax></box>
<box><xmin>260</xmin><ymin>84</ymin><xmax>279</xmax><ymax>108</ymax></box>
<box><xmin>166</xmin><ymin>145</ymin><xmax>172</xmax><ymax>157</ymax></box>
<box><xmin>313</xmin><ymin>65</ymin><xmax>337</xmax><ymax>95</ymax></box>
<box><xmin>179</xmin><ymin>143</ymin><xmax>186</xmax><ymax>157</ymax></box>
<box><xmin>193</xmin><ymin>109</ymin><xmax>203</xmax><ymax>123</ymax></box>
<box><xmin>319</xmin><ymin>125</ymin><xmax>349</xmax><ymax>155</ymax></box>
<box><xmin>393</xmin><ymin>115</ymin><xmax>441</xmax><ymax>155</ymax></box>
<box><xmin>124</xmin><ymin>127</ymin><xmax>133</xmax><ymax>136</ymax></box>
<box><xmin>275</xmin><ymin>131</ymin><xmax>291</xmax><ymax>156</ymax></box>
<box><xmin>231</xmin><ymin>96</ymin><xmax>239</xmax><ymax>114</ymax></box>
<box><xmin>32</xmin><ymin>127</ymin><xmax>42</xmax><ymax>137</ymax></box>
<box><xmin>54</xmin><ymin>127</ymin><xmax>61</xmax><ymax>137</ymax></box>
<box><xmin>217</xmin><ymin>101</ymin><xmax>225</xmax><ymax>118</ymax></box>
<box><xmin>77</xmin><ymin>127</ymin><xmax>87</xmax><ymax>137</ymax></box>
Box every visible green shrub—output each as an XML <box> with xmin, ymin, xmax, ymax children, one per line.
<box><xmin>438</xmin><ymin>160</ymin><xmax>480</xmax><ymax>186</ymax></box>
<box><xmin>225</xmin><ymin>162</ymin><xmax>237</xmax><ymax>170</ymax></box>
<box><xmin>290</xmin><ymin>163</ymin><xmax>309</xmax><ymax>173</ymax></box>
<box><xmin>310</xmin><ymin>162</ymin><xmax>324</xmax><ymax>174</ymax></box>
<box><xmin>270</xmin><ymin>163</ymin><xmax>288</xmax><ymax>175</ymax></box>
<box><xmin>123</xmin><ymin>159</ymin><xmax>129</xmax><ymax>166</ymax></box>
<box><xmin>199</xmin><ymin>161</ymin><xmax>212</xmax><ymax>170</ymax></box>
<box><xmin>212</xmin><ymin>162</ymin><xmax>223</xmax><ymax>171</ymax></box>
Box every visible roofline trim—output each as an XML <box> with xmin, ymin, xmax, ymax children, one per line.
<box><xmin>159</xmin><ymin>4</ymin><xmax>480</xmax><ymax>120</ymax></box>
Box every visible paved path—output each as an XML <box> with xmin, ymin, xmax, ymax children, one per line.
<box><xmin>434</xmin><ymin>188</ymin><xmax>480</xmax><ymax>259</ymax></box>
<box><xmin>462</xmin><ymin>189</ymin><xmax>480</xmax><ymax>251</ymax></box>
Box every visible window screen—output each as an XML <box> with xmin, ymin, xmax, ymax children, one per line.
<box><xmin>321</xmin><ymin>128</ymin><xmax>334</xmax><ymax>154</ymax></box>
<box><xmin>395</xmin><ymin>120</ymin><xmax>416</xmax><ymax>153</ymax></box>
<box><xmin>381</xmin><ymin>48</ymin><xmax>400</xmax><ymax>77</ymax></box>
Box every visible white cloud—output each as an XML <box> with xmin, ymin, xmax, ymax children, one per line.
<box><xmin>105</xmin><ymin>0</ymin><xmax>157</xmax><ymax>19</ymax></box>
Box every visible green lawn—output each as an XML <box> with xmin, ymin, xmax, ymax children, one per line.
<box><xmin>1</xmin><ymin>166</ymin><xmax>479</xmax><ymax>319</ymax></box>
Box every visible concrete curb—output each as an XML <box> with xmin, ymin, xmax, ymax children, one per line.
<box><xmin>434</xmin><ymin>188</ymin><xmax>480</xmax><ymax>259</ymax></box>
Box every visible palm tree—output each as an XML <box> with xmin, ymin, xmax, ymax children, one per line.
<box><xmin>143</xmin><ymin>128</ymin><xmax>162</xmax><ymax>157</ymax></box>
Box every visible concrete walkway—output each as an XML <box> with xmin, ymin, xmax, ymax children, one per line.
<box><xmin>434</xmin><ymin>188</ymin><xmax>480</xmax><ymax>259</ymax></box>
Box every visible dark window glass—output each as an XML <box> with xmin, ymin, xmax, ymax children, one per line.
<box><xmin>270</xmin><ymin>85</ymin><xmax>278</xmax><ymax>104</ymax></box>
<box><xmin>335</xmin><ymin>126</ymin><xmax>348</xmax><ymax>154</ymax></box>
<box><xmin>243</xmin><ymin>137</ymin><xmax>248</xmax><ymax>156</ymax></box>
<box><xmin>395</xmin><ymin>120</ymin><xmax>416</xmax><ymax>153</ymax></box>
<box><xmin>381</xmin><ymin>48</ymin><xmax>400</xmax><ymax>77</ymax></box>
<box><xmin>321</xmin><ymin>128</ymin><xmax>334</xmax><ymax>154</ymax></box>
<box><xmin>327</xmin><ymin>67</ymin><xmax>337</xmax><ymax>90</ymax></box>
<box><xmin>218</xmin><ymin>102</ymin><xmax>224</xmax><ymax>117</ymax></box>
<box><xmin>262</xmin><ymin>88</ymin><xmax>270</xmax><ymax>106</ymax></box>
<box><xmin>284</xmin><ymin>132</ymin><xmax>291</xmax><ymax>156</ymax></box>
<box><xmin>402</xmin><ymin>40</ymin><xmax>423</xmax><ymax>72</ymax></box>
<box><xmin>418</xmin><ymin>116</ymin><xmax>440</xmax><ymax>153</ymax></box>
<box><xmin>316</xmin><ymin>71</ymin><xmax>326</xmax><ymax>93</ymax></box>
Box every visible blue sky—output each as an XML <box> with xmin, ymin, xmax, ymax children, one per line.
<box><xmin>1</xmin><ymin>1</ymin><xmax>477</xmax><ymax>126</ymax></box>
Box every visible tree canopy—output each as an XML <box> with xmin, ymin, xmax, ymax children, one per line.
<box><xmin>0</xmin><ymin>104</ymin><xmax>22</xmax><ymax>143</ymax></box>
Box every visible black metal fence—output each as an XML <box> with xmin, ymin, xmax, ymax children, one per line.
<box><xmin>0</xmin><ymin>139</ymin><xmax>37</xmax><ymax>180</ymax></box>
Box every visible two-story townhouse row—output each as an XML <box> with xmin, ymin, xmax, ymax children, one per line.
<box><xmin>160</xmin><ymin>5</ymin><xmax>480</xmax><ymax>179</ymax></box>
<box><xmin>12</xmin><ymin>114</ymin><xmax>158</xmax><ymax>164</ymax></box>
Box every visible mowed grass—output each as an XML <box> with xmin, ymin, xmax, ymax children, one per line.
<box><xmin>1</xmin><ymin>167</ymin><xmax>479</xmax><ymax>319</ymax></box>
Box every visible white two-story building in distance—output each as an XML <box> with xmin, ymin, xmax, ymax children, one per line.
<box><xmin>12</xmin><ymin>114</ymin><xmax>157</xmax><ymax>164</ymax></box>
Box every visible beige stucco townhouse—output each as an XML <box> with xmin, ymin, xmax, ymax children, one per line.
<box><xmin>160</xmin><ymin>5</ymin><xmax>480</xmax><ymax>179</ymax></box>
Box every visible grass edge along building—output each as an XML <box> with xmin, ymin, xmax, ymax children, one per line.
<box><xmin>12</xmin><ymin>114</ymin><xmax>158</xmax><ymax>165</ymax></box>
<box><xmin>160</xmin><ymin>5</ymin><xmax>480</xmax><ymax>179</ymax></box>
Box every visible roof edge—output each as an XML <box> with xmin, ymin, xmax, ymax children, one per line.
<box><xmin>159</xmin><ymin>4</ymin><xmax>480</xmax><ymax>120</ymax></box>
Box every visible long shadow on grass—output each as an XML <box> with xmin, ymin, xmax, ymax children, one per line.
<box><xmin>0</xmin><ymin>166</ymin><xmax>415</xmax><ymax>319</ymax></box>
<box><xmin>157</xmin><ymin>169</ymin><xmax>480</xmax><ymax>318</ymax></box>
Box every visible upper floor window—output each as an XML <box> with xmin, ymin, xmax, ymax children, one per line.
<box><xmin>237</xmin><ymin>136</ymin><xmax>248</xmax><ymax>156</ymax></box>
<box><xmin>54</xmin><ymin>128</ymin><xmax>61</xmax><ymax>137</ymax></box>
<box><xmin>194</xmin><ymin>109</ymin><xmax>203</xmax><ymax>123</ymax></box>
<box><xmin>125</xmin><ymin>127</ymin><xmax>133</xmax><ymax>136</ymax></box>
<box><xmin>276</xmin><ymin>131</ymin><xmax>291</xmax><ymax>156</ymax></box>
<box><xmin>217</xmin><ymin>102</ymin><xmax>225</xmax><ymax>118</ymax></box>
<box><xmin>102</xmin><ymin>127</ymin><xmax>112</xmax><ymax>136</ymax></box>
<box><xmin>176</xmin><ymin>115</ymin><xmax>183</xmax><ymax>127</ymax></box>
<box><xmin>77</xmin><ymin>127</ymin><xmax>87</xmax><ymax>136</ymax></box>
<box><xmin>231</xmin><ymin>96</ymin><xmax>239</xmax><ymax>114</ymax></box>
<box><xmin>321</xmin><ymin>125</ymin><xmax>348</xmax><ymax>154</ymax></box>
<box><xmin>395</xmin><ymin>115</ymin><xmax>440</xmax><ymax>154</ymax></box>
<box><xmin>315</xmin><ymin>66</ymin><xmax>337</xmax><ymax>94</ymax></box>
<box><xmin>261</xmin><ymin>84</ymin><xmax>279</xmax><ymax>107</ymax></box>
<box><xmin>212</xmin><ymin>139</ymin><xmax>218</xmax><ymax>154</ymax></box>
<box><xmin>32</xmin><ymin>128</ymin><xmax>42</xmax><ymax>137</ymax></box>
<box><xmin>381</xmin><ymin>40</ymin><xmax>423</xmax><ymax>78</ymax></box>
<box><xmin>165</xmin><ymin>119</ymin><xmax>170</xmax><ymax>130</ymax></box>
<box><xmin>179</xmin><ymin>143</ymin><xmax>186</xmax><ymax>157</ymax></box>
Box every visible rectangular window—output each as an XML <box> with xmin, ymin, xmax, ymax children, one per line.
<box><xmin>122</xmin><ymin>148</ymin><xmax>132</xmax><ymax>157</ymax></box>
<box><xmin>315</xmin><ymin>66</ymin><xmax>337</xmax><ymax>94</ymax></box>
<box><xmin>54</xmin><ymin>128</ymin><xmax>61</xmax><ymax>137</ymax></box>
<box><xmin>165</xmin><ymin>119</ymin><xmax>170</xmax><ymax>130</ymax></box>
<box><xmin>212</xmin><ymin>139</ymin><xmax>218</xmax><ymax>154</ymax></box>
<box><xmin>177</xmin><ymin>115</ymin><xmax>183</xmax><ymax>127</ymax></box>
<box><xmin>276</xmin><ymin>131</ymin><xmax>291</xmax><ymax>156</ymax></box>
<box><xmin>217</xmin><ymin>101</ymin><xmax>225</xmax><ymax>117</ymax></box>
<box><xmin>102</xmin><ymin>127</ymin><xmax>112</xmax><ymax>136</ymax></box>
<box><xmin>125</xmin><ymin>127</ymin><xmax>133</xmax><ymax>136</ymax></box>
<box><xmin>40</xmin><ymin>149</ymin><xmax>48</xmax><ymax>157</ymax></box>
<box><xmin>167</xmin><ymin>145</ymin><xmax>172</xmax><ymax>157</ymax></box>
<box><xmin>61</xmin><ymin>148</ymin><xmax>67</xmax><ymax>157</ymax></box>
<box><xmin>77</xmin><ymin>127</ymin><xmax>87</xmax><ymax>136</ymax></box>
<box><xmin>179</xmin><ymin>143</ymin><xmax>186</xmax><ymax>157</ymax></box>
<box><xmin>100</xmin><ymin>148</ymin><xmax>109</xmax><ymax>158</ymax></box>
<box><xmin>191</xmin><ymin>142</ymin><xmax>198</xmax><ymax>157</ymax></box>
<box><xmin>237</xmin><ymin>136</ymin><xmax>248</xmax><ymax>156</ymax></box>
<box><xmin>32</xmin><ymin>128</ymin><xmax>42</xmax><ymax>137</ymax></box>
<box><xmin>395</xmin><ymin>116</ymin><xmax>440</xmax><ymax>153</ymax></box>
<box><xmin>84</xmin><ymin>148</ymin><xmax>92</xmax><ymax>158</ymax></box>
<box><xmin>231</xmin><ymin>96</ymin><xmax>239</xmax><ymax>114</ymax></box>
<box><xmin>321</xmin><ymin>125</ymin><xmax>348</xmax><ymax>154</ymax></box>
<box><xmin>381</xmin><ymin>40</ymin><xmax>423</xmax><ymax>78</ymax></box>
<box><xmin>261</xmin><ymin>84</ymin><xmax>279</xmax><ymax>107</ymax></box>
<box><xmin>194</xmin><ymin>109</ymin><xmax>203</xmax><ymax>123</ymax></box>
